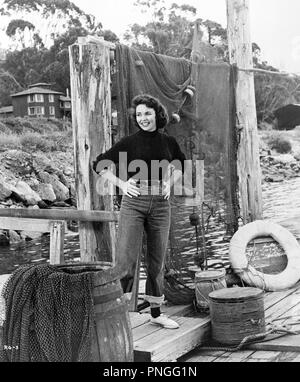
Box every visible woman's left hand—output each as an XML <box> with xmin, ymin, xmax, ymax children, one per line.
<box><xmin>162</xmin><ymin>181</ymin><xmax>171</xmax><ymax>200</ymax></box>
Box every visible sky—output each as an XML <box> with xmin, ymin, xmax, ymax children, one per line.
<box><xmin>72</xmin><ymin>0</ymin><xmax>300</xmax><ymax>74</ymax></box>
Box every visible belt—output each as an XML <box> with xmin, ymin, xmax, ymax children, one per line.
<box><xmin>136</xmin><ymin>180</ymin><xmax>162</xmax><ymax>187</ymax></box>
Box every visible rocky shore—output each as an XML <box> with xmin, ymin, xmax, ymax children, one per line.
<box><xmin>0</xmin><ymin>149</ymin><xmax>75</xmax><ymax>245</ymax></box>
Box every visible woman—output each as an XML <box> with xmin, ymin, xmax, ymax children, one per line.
<box><xmin>93</xmin><ymin>94</ymin><xmax>186</xmax><ymax>329</ymax></box>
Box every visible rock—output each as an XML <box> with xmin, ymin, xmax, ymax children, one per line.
<box><xmin>63</xmin><ymin>167</ymin><xmax>73</xmax><ymax>177</ymax></box>
<box><xmin>14</xmin><ymin>180</ymin><xmax>41</xmax><ymax>206</ymax></box>
<box><xmin>0</xmin><ymin>180</ymin><xmax>13</xmax><ymax>200</ymax></box>
<box><xmin>0</xmin><ymin>231</ymin><xmax>9</xmax><ymax>246</ymax></box>
<box><xmin>38</xmin><ymin>172</ymin><xmax>69</xmax><ymax>201</ymax></box>
<box><xmin>51</xmin><ymin>201</ymin><xmax>72</xmax><ymax>208</ymax></box>
<box><xmin>9</xmin><ymin>230</ymin><xmax>22</xmax><ymax>243</ymax></box>
<box><xmin>36</xmin><ymin>183</ymin><xmax>56</xmax><ymax>202</ymax></box>
<box><xmin>32</xmin><ymin>154</ymin><xmax>59</xmax><ymax>174</ymax></box>
<box><xmin>37</xmin><ymin>200</ymin><xmax>50</xmax><ymax>209</ymax></box>
<box><xmin>20</xmin><ymin>231</ymin><xmax>43</xmax><ymax>241</ymax></box>
<box><xmin>2</xmin><ymin>150</ymin><xmax>33</xmax><ymax>176</ymax></box>
<box><xmin>272</xmin><ymin>154</ymin><xmax>295</xmax><ymax>165</ymax></box>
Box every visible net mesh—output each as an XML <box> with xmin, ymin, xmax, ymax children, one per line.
<box><xmin>0</xmin><ymin>263</ymin><xmax>95</xmax><ymax>362</ymax></box>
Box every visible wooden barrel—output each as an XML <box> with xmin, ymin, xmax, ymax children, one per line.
<box><xmin>208</xmin><ymin>287</ymin><xmax>265</xmax><ymax>345</ymax></box>
<box><xmin>195</xmin><ymin>269</ymin><xmax>227</xmax><ymax>312</ymax></box>
<box><xmin>59</xmin><ymin>263</ymin><xmax>133</xmax><ymax>362</ymax></box>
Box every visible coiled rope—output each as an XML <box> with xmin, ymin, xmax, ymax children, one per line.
<box><xmin>199</xmin><ymin>318</ymin><xmax>300</xmax><ymax>352</ymax></box>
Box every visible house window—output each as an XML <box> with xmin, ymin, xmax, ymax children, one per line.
<box><xmin>49</xmin><ymin>106</ymin><xmax>55</xmax><ymax>115</ymax></box>
<box><xmin>35</xmin><ymin>94</ymin><xmax>44</xmax><ymax>102</ymax></box>
<box><xmin>28</xmin><ymin>95</ymin><xmax>34</xmax><ymax>103</ymax></box>
<box><xmin>64</xmin><ymin>102</ymin><xmax>71</xmax><ymax>108</ymax></box>
<box><xmin>36</xmin><ymin>106</ymin><xmax>44</xmax><ymax>116</ymax></box>
<box><xmin>49</xmin><ymin>94</ymin><xmax>54</xmax><ymax>102</ymax></box>
<box><xmin>28</xmin><ymin>107</ymin><xmax>35</xmax><ymax>115</ymax></box>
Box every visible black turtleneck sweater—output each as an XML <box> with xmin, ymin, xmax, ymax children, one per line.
<box><xmin>93</xmin><ymin>129</ymin><xmax>186</xmax><ymax>182</ymax></box>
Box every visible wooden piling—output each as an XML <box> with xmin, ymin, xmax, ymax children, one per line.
<box><xmin>69</xmin><ymin>39</ymin><xmax>117</xmax><ymax>263</ymax></box>
<box><xmin>226</xmin><ymin>0</ymin><xmax>263</xmax><ymax>222</ymax></box>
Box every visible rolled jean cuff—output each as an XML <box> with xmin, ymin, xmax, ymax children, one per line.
<box><xmin>143</xmin><ymin>294</ymin><xmax>165</xmax><ymax>305</ymax></box>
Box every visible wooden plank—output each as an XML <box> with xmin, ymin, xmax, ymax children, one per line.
<box><xmin>49</xmin><ymin>221</ymin><xmax>65</xmax><ymax>265</ymax></box>
<box><xmin>264</xmin><ymin>286</ymin><xmax>298</xmax><ymax>311</ymax></box>
<box><xmin>226</xmin><ymin>0</ymin><xmax>263</xmax><ymax>222</ymax></box>
<box><xmin>69</xmin><ymin>41</ymin><xmax>117</xmax><ymax>263</ymax></box>
<box><xmin>0</xmin><ymin>208</ymin><xmax>119</xmax><ymax>222</ymax></box>
<box><xmin>129</xmin><ymin>312</ymin><xmax>151</xmax><ymax>329</ymax></box>
<box><xmin>247</xmin><ymin>335</ymin><xmax>300</xmax><ymax>353</ymax></box>
<box><xmin>134</xmin><ymin>315</ymin><xmax>211</xmax><ymax>362</ymax></box>
<box><xmin>0</xmin><ymin>217</ymin><xmax>52</xmax><ymax>232</ymax></box>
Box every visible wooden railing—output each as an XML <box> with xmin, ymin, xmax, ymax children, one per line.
<box><xmin>0</xmin><ymin>209</ymin><xmax>119</xmax><ymax>265</ymax></box>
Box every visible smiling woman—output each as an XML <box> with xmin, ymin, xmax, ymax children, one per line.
<box><xmin>92</xmin><ymin>94</ymin><xmax>186</xmax><ymax>329</ymax></box>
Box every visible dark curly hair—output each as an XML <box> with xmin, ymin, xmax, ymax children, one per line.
<box><xmin>130</xmin><ymin>94</ymin><xmax>169</xmax><ymax>130</ymax></box>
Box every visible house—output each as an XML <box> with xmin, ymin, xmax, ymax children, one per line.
<box><xmin>0</xmin><ymin>105</ymin><xmax>13</xmax><ymax>118</ymax></box>
<box><xmin>10</xmin><ymin>83</ymin><xmax>71</xmax><ymax>119</ymax></box>
<box><xmin>273</xmin><ymin>104</ymin><xmax>300</xmax><ymax>130</ymax></box>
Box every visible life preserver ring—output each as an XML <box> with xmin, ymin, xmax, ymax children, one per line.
<box><xmin>229</xmin><ymin>220</ymin><xmax>300</xmax><ymax>291</ymax></box>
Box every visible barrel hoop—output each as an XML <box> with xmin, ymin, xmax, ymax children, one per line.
<box><xmin>94</xmin><ymin>304</ymin><xmax>128</xmax><ymax>320</ymax></box>
<box><xmin>229</xmin><ymin>220</ymin><xmax>300</xmax><ymax>291</ymax></box>
<box><xmin>93</xmin><ymin>290</ymin><xmax>123</xmax><ymax>305</ymax></box>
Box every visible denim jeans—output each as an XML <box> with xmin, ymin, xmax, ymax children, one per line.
<box><xmin>116</xmin><ymin>186</ymin><xmax>171</xmax><ymax>306</ymax></box>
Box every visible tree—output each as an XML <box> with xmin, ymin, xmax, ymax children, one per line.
<box><xmin>6</xmin><ymin>19</ymin><xmax>35</xmax><ymax>49</ymax></box>
<box><xmin>124</xmin><ymin>1</ymin><xmax>229</xmax><ymax>60</ymax></box>
<box><xmin>124</xmin><ymin>1</ymin><xmax>197</xmax><ymax>58</ymax></box>
<box><xmin>0</xmin><ymin>69</ymin><xmax>23</xmax><ymax>106</ymax></box>
<box><xmin>255</xmin><ymin>73</ymin><xmax>300</xmax><ymax>124</ymax></box>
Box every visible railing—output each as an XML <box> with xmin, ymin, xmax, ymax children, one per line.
<box><xmin>0</xmin><ymin>209</ymin><xmax>119</xmax><ymax>265</ymax></box>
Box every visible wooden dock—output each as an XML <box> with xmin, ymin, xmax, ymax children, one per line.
<box><xmin>177</xmin><ymin>282</ymin><xmax>300</xmax><ymax>362</ymax></box>
<box><xmin>127</xmin><ymin>282</ymin><xmax>300</xmax><ymax>362</ymax></box>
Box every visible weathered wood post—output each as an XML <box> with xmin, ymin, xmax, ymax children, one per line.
<box><xmin>226</xmin><ymin>0</ymin><xmax>263</xmax><ymax>223</ymax></box>
<box><xmin>189</xmin><ymin>19</ymin><xmax>204</xmax><ymax>206</ymax></box>
<box><xmin>69</xmin><ymin>38</ymin><xmax>117</xmax><ymax>263</ymax></box>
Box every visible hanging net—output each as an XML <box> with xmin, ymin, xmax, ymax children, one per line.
<box><xmin>114</xmin><ymin>44</ymin><xmax>239</xmax><ymax>304</ymax></box>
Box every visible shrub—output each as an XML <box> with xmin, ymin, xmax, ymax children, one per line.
<box><xmin>20</xmin><ymin>133</ymin><xmax>52</xmax><ymax>152</ymax></box>
<box><xmin>0</xmin><ymin>133</ymin><xmax>21</xmax><ymax>149</ymax></box>
<box><xmin>266</xmin><ymin>132</ymin><xmax>292</xmax><ymax>154</ymax></box>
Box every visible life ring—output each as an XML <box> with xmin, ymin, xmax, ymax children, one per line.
<box><xmin>229</xmin><ymin>220</ymin><xmax>300</xmax><ymax>291</ymax></box>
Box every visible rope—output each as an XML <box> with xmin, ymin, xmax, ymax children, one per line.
<box><xmin>200</xmin><ymin>320</ymin><xmax>300</xmax><ymax>353</ymax></box>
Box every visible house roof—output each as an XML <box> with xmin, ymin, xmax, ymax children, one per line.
<box><xmin>0</xmin><ymin>105</ymin><xmax>13</xmax><ymax>113</ymax></box>
<box><xmin>59</xmin><ymin>96</ymin><xmax>71</xmax><ymax>101</ymax></box>
<box><xmin>11</xmin><ymin>87</ymin><xmax>64</xmax><ymax>97</ymax></box>
<box><xmin>28</xmin><ymin>82</ymin><xmax>53</xmax><ymax>88</ymax></box>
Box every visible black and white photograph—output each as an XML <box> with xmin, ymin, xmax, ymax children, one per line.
<box><xmin>0</xmin><ymin>0</ymin><xmax>300</xmax><ymax>367</ymax></box>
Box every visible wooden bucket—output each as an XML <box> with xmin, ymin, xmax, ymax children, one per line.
<box><xmin>195</xmin><ymin>269</ymin><xmax>227</xmax><ymax>312</ymax></box>
<box><xmin>208</xmin><ymin>287</ymin><xmax>265</xmax><ymax>345</ymax></box>
<box><xmin>59</xmin><ymin>263</ymin><xmax>134</xmax><ymax>362</ymax></box>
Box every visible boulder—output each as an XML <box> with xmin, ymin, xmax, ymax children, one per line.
<box><xmin>20</xmin><ymin>231</ymin><xmax>43</xmax><ymax>241</ymax></box>
<box><xmin>0</xmin><ymin>180</ymin><xmax>13</xmax><ymax>201</ymax></box>
<box><xmin>32</xmin><ymin>153</ymin><xmax>59</xmax><ymax>174</ymax></box>
<box><xmin>38</xmin><ymin>171</ymin><xmax>69</xmax><ymax>201</ymax></box>
<box><xmin>9</xmin><ymin>230</ymin><xmax>22</xmax><ymax>243</ymax></box>
<box><xmin>14</xmin><ymin>180</ymin><xmax>41</xmax><ymax>206</ymax></box>
<box><xmin>36</xmin><ymin>183</ymin><xmax>56</xmax><ymax>203</ymax></box>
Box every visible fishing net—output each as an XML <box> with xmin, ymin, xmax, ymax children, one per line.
<box><xmin>114</xmin><ymin>44</ymin><xmax>239</xmax><ymax>304</ymax></box>
<box><xmin>0</xmin><ymin>263</ymin><xmax>94</xmax><ymax>362</ymax></box>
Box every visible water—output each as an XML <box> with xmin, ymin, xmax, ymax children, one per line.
<box><xmin>1</xmin><ymin>176</ymin><xmax>300</xmax><ymax>276</ymax></box>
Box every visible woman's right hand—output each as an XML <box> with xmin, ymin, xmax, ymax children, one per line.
<box><xmin>120</xmin><ymin>178</ymin><xmax>140</xmax><ymax>198</ymax></box>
